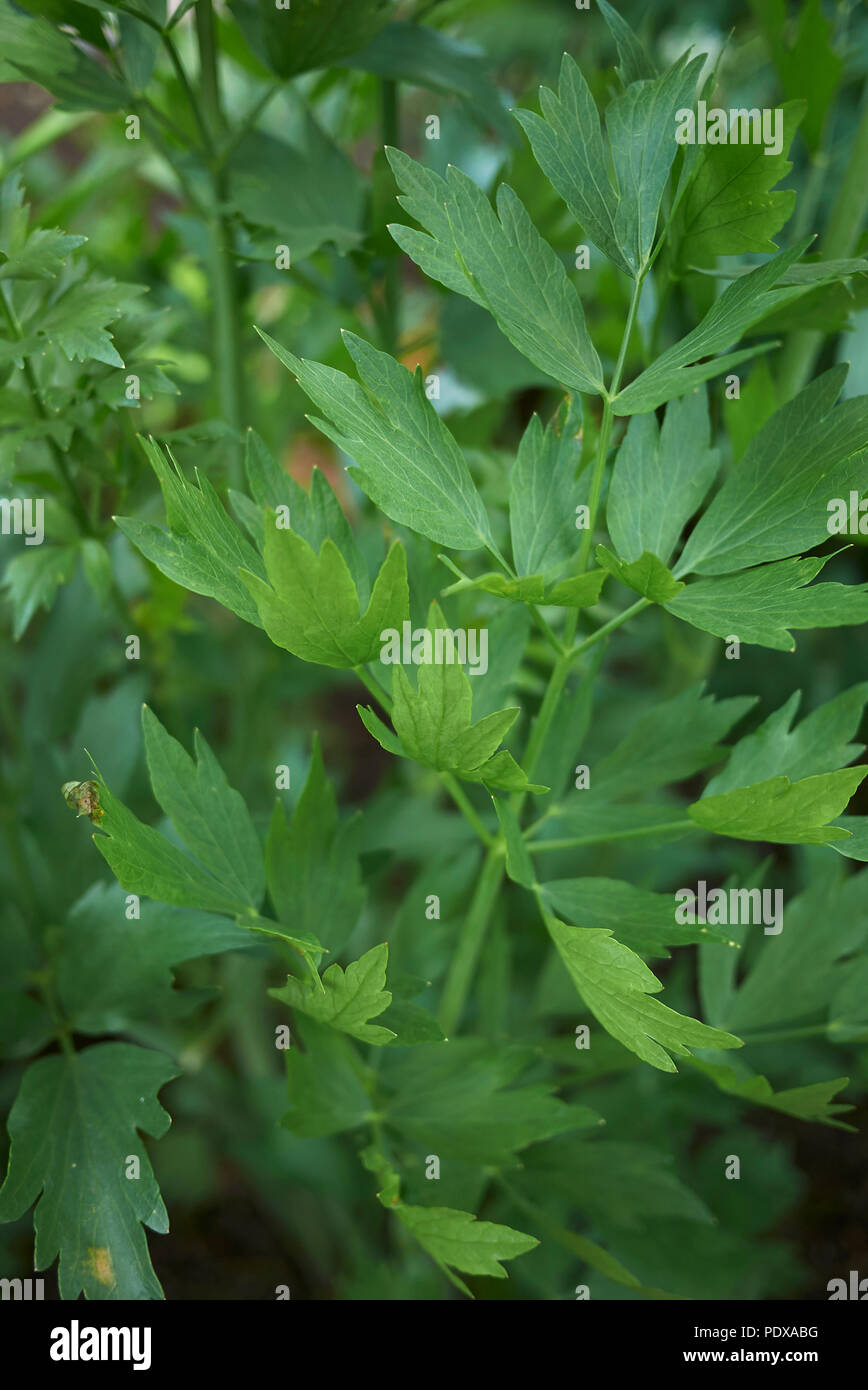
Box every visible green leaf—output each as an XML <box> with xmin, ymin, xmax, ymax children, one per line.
<box><xmin>271</xmin><ymin>943</ymin><xmax>396</xmax><ymax>1044</ymax></box>
<box><xmin>2</xmin><ymin>544</ymin><xmax>78</xmax><ymax>639</ymax></box>
<box><xmin>56</xmin><ymin>883</ymin><xmax>252</xmax><ymax>1034</ymax></box>
<box><xmin>339</xmin><ymin>21</ymin><xmax>514</xmax><ymax>141</ymax></box>
<box><xmin>0</xmin><ymin>0</ymin><xmax>128</xmax><ymax>110</ymax></box>
<box><xmin>281</xmin><ymin>1019</ymin><xmax>373</xmax><ymax>1138</ymax></box>
<box><xmin>241</xmin><ymin>519</ymin><xmax>408</xmax><ymax>668</ymax></box>
<box><xmin>141</xmin><ymin>704</ymin><xmax>265</xmax><ymax>910</ymax></box>
<box><xmin>358</xmin><ymin>603</ymin><xmax>544</xmax><ymax>793</ymax></box>
<box><xmin>493</xmin><ymin>800</ymin><xmax>535</xmax><ymax>888</ymax></box>
<box><xmin>510</xmin><ymin>397</ymin><xmax>585</xmax><ymax>578</ymax></box>
<box><xmin>546</xmin><ymin>916</ymin><xmax>742</xmax><ymax>1073</ymax></box>
<box><xmin>395</xmin><ymin>1204</ymin><xmax>538</xmax><ymax>1282</ymax></box>
<box><xmin>0</xmin><ymin>1043</ymin><xmax>177</xmax><ymax>1299</ymax></box>
<box><xmin>380</xmin><ymin>1040</ymin><xmax>597</xmax><ymax>1161</ymax></box>
<box><xmin>258</xmin><ymin>326</ymin><xmax>493</xmax><ymax>549</ymax></box>
<box><xmin>598</xmin><ymin>0</ymin><xmax>656</xmax><ymax>85</ymax></box>
<box><xmin>266</xmin><ymin>734</ymin><xmax>365</xmax><ymax>955</ymax></box>
<box><xmin>530</xmin><ymin>1139</ymin><xmax>713</xmax><ymax>1232</ymax></box>
<box><xmin>0</xmin><ymin>172</ymin><xmax>85</xmax><ymax>280</ymax></box>
<box><xmin>677</xmin><ymin>102</ymin><xmax>803</xmax><ymax>263</ymax></box>
<box><xmin>595</xmin><ymin>545</ymin><xmax>685</xmax><ymax>602</ymax></box>
<box><xmin>607</xmin><ymin>53</ymin><xmax>705</xmax><ymax>273</ymax></box>
<box><xmin>386</xmin><ymin>150</ymin><xmax>605</xmax><ymax>394</ymax></box>
<box><xmin>705</xmin><ymin>684</ymin><xmax>868</xmax><ymax>796</ymax></box>
<box><xmin>611</xmin><ymin>241</ymin><xmax>811</xmax><ymax>414</ymax></box>
<box><xmin>830</xmin><ymin>817</ymin><xmax>868</xmax><ymax>864</ymax></box>
<box><xmin>688</xmin><ymin>1060</ymin><xmax>855</xmax><ymax>1131</ymax></box>
<box><xmin>754</xmin><ymin>0</ymin><xmax>841</xmax><ymax>152</ymax></box>
<box><xmin>228</xmin><ymin>118</ymin><xmax>365</xmax><ymax>260</ymax></box>
<box><xmin>513</xmin><ymin>53</ymin><xmax>628</xmax><ymax>275</ymax></box>
<box><xmin>591</xmin><ymin>685</ymin><xmax>754</xmax><ymax>801</ymax></box>
<box><xmin>230</xmin><ymin>0</ymin><xmax>392</xmax><ymax>78</ymax></box>
<box><xmin>688</xmin><ymin>767</ymin><xmax>868</xmax><ymax>844</ymax></box>
<box><xmin>115</xmin><ymin>438</ymin><xmax>265</xmax><ymax>627</ymax></box>
<box><xmin>666</xmin><ymin>555</ymin><xmax>868</xmax><ymax>652</ymax></box>
<box><xmin>675</xmin><ymin>367</ymin><xmax>868</xmax><ymax>575</ymax></box>
<box><xmin>443</xmin><ymin>567</ymin><xmax>606</xmax><ymax>609</ymax></box>
<box><xmin>539</xmin><ymin>877</ymin><xmax>733</xmax><ymax>958</ymax></box>
<box><xmin>607</xmin><ymin>387</ymin><xmax>719</xmax><ymax>565</ymax></box>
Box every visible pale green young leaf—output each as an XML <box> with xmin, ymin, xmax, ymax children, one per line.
<box><xmin>595</xmin><ymin>545</ymin><xmax>685</xmax><ymax>602</ymax></box>
<box><xmin>675</xmin><ymin>367</ymin><xmax>868</xmax><ymax>576</ymax></box>
<box><xmin>395</xmin><ymin>1204</ymin><xmax>538</xmax><ymax>1282</ymax></box>
<box><xmin>258</xmin><ymin>326</ymin><xmax>493</xmax><ymax>549</ymax></box>
<box><xmin>607</xmin><ymin>387</ymin><xmax>719</xmax><ymax>564</ymax></box>
<box><xmin>546</xmin><ymin>917</ymin><xmax>742</xmax><ymax>1072</ymax></box>
<box><xmin>611</xmin><ymin>241</ymin><xmax>810</xmax><ymax>414</ymax></box>
<box><xmin>271</xmin><ymin>943</ymin><xmax>396</xmax><ymax>1045</ymax></box>
<box><xmin>705</xmin><ymin>684</ymin><xmax>868</xmax><ymax>796</ymax></box>
<box><xmin>115</xmin><ymin>438</ymin><xmax>265</xmax><ymax>627</ymax></box>
<box><xmin>0</xmin><ymin>1043</ymin><xmax>176</xmax><ymax>1299</ymax></box>
<box><xmin>240</xmin><ymin>524</ymin><xmax>408</xmax><ymax>668</ymax></box>
<box><xmin>678</xmin><ymin>102</ymin><xmax>803</xmax><ymax>264</ymax></box>
<box><xmin>142</xmin><ymin>704</ymin><xmax>264</xmax><ymax>911</ymax></box>
<box><xmin>266</xmin><ymin>734</ymin><xmax>365</xmax><ymax>956</ymax></box>
<box><xmin>386</xmin><ymin>151</ymin><xmax>605</xmax><ymax>394</ymax></box>
<box><xmin>666</xmin><ymin>555</ymin><xmax>868</xmax><ymax>651</ymax></box>
<box><xmin>688</xmin><ymin>768</ymin><xmax>868</xmax><ymax>844</ymax></box>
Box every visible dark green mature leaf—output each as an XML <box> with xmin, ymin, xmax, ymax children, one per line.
<box><xmin>705</xmin><ymin>684</ymin><xmax>868</xmax><ymax>796</ymax></box>
<box><xmin>240</xmin><ymin>517</ymin><xmax>408</xmax><ymax>668</ymax></box>
<box><xmin>57</xmin><ymin>883</ymin><xmax>252</xmax><ymax>1034</ymax></box>
<box><xmin>339</xmin><ymin>21</ymin><xmax>513</xmax><ymax>141</ymax></box>
<box><xmin>3</xmin><ymin>545</ymin><xmax>78</xmax><ymax>639</ymax></box>
<box><xmin>607</xmin><ymin>387</ymin><xmax>719</xmax><ymax>565</ymax></box>
<box><xmin>539</xmin><ymin>877</ymin><xmax>733</xmax><ymax>958</ymax></box>
<box><xmin>0</xmin><ymin>1043</ymin><xmax>176</xmax><ymax>1298</ymax></box>
<box><xmin>281</xmin><ymin>1019</ymin><xmax>372</xmax><ymax>1138</ymax></box>
<box><xmin>266</xmin><ymin>735</ymin><xmax>364</xmax><ymax>955</ymax></box>
<box><xmin>591</xmin><ymin>685</ymin><xmax>754</xmax><ymax>801</ymax></box>
<box><xmin>386</xmin><ymin>150</ymin><xmax>605</xmax><ymax>395</ymax></box>
<box><xmin>688</xmin><ymin>1060</ymin><xmax>855</xmax><ymax>1131</ymax></box>
<box><xmin>272</xmin><ymin>943</ymin><xmax>395</xmax><ymax>1044</ymax></box>
<box><xmin>510</xmin><ymin>397</ymin><xmax>585</xmax><ymax>578</ymax></box>
<box><xmin>608</xmin><ymin>53</ymin><xmax>705</xmax><ymax>273</ymax></box>
<box><xmin>116</xmin><ymin>438</ymin><xmax>265</xmax><ymax>627</ymax></box>
<box><xmin>678</xmin><ymin>102</ymin><xmax>803</xmax><ymax>264</ymax></box>
<box><xmin>675</xmin><ymin>367</ymin><xmax>868</xmax><ymax>576</ymax></box>
<box><xmin>0</xmin><ymin>0</ymin><xmax>128</xmax><ymax>109</ymax></box>
<box><xmin>141</xmin><ymin>704</ymin><xmax>264</xmax><ymax>909</ymax></box>
<box><xmin>380</xmin><ymin>1040</ymin><xmax>598</xmax><ymax>1162</ymax></box>
<box><xmin>666</xmin><ymin>556</ymin><xmax>868</xmax><ymax>651</ymax></box>
<box><xmin>546</xmin><ymin>916</ymin><xmax>742</xmax><ymax>1072</ymax></box>
<box><xmin>531</xmin><ymin>1139</ymin><xmax>713</xmax><ymax>1231</ymax></box>
<box><xmin>754</xmin><ymin>0</ymin><xmax>841</xmax><ymax>152</ymax></box>
<box><xmin>258</xmin><ymin>326</ymin><xmax>493</xmax><ymax>550</ymax></box>
<box><xmin>611</xmin><ymin>241</ymin><xmax>811</xmax><ymax>414</ymax></box>
<box><xmin>689</xmin><ymin>768</ymin><xmax>868</xmax><ymax>844</ymax></box>
<box><xmin>228</xmin><ymin>119</ymin><xmax>365</xmax><ymax>260</ymax></box>
<box><xmin>230</xmin><ymin>0</ymin><xmax>392</xmax><ymax>78</ymax></box>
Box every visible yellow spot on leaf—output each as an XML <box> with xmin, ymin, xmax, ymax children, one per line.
<box><xmin>85</xmin><ymin>1246</ymin><xmax>115</xmax><ymax>1288</ymax></box>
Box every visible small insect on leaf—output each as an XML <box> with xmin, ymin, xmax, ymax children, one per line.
<box><xmin>61</xmin><ymin>780</ymin><xmax>104</xmax><ymax>824</ymax></box>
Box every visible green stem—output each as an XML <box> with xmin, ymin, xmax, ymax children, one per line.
<box><xmin>438</xmin><ymin>841</ymin><xmax>505</xmax><ymax>1036</ymax></box>
<box><xmin>440</xmin><ymin>774</ymin><xmax>495</xmax><ymax>848</ymax></box>
<box><xmin>194</xmin><ymin>0</ymin><xmax>246</xmax><ymax>472</ymax></box>
<box><xmin>379</xmin><ymin>78</ymin><xmax>400</xmax><ymax>353</ymax></box>
<box><xmin>739</xmin><ymin>1021</ymin><xmax>859</xmax><ymax>1046</ymax></box>
<box><xmin>527</xmin><ymin>820</ymin><xmax>695</xmax><ymax>853</ymax></box>
<box><xmin>356</xmin><ymin>664</ymin><xmax>393</xmax><ymax>714</ymax></box>
<box><xmin>568</xmin><ymin>597</ymin><xmax>650</xmax><ymax>660</ymax></box>
<box><xmin>777</xmin><ymin>85</ymin><xmax>868</xmax><ymax>399</ymax></box>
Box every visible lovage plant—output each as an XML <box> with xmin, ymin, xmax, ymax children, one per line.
<box><xmin>1</xmin><ymin>0</ymin><xmax>867</xmax><ymax>1302</ymax></box>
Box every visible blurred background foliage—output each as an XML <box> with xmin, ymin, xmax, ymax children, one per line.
<box><xmin>1</xmin><ymin>0</ymin><xmax>867</xmax><ymax>1299</ymax></box>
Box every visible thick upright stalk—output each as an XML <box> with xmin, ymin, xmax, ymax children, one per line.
<box><xmin>195</xmin><ymin>0</ymin><xmax>246</xmax><ymax>470</ymax></box>
<box><xmin>438</xmin><ymin>843</ymin><xmax>505</xmax><ymax>1036</ymax></box>
<box><xmin>777</xmin><ymin>88</ymin><xmax>868</xmax><ymax>399</ymax></box>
